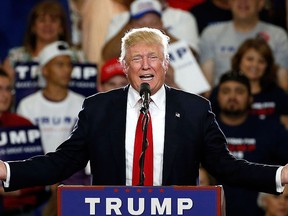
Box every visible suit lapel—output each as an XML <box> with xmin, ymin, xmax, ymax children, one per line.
<box><xmin>110</xmin><ymin>87</ymin><xmax>129</xmax><ymax>184</ymax></box>
<box><xmin>162</xmin><ymin>86</ymin><xmax>180</xmax><ymax>184</ymax></box>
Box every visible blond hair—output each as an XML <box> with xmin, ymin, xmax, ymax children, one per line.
<box><xmin>119</xmin><ymin>27</ymin><xmax>170</xmax><ymax>63</ymax></box>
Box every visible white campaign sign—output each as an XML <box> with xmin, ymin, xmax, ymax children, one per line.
<box><xmin>169</xmin><ymin>41</ymin><xmax>211</xmax><ymax>94</ymax></box>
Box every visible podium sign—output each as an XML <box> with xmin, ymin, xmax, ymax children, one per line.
<box><xmin>58</xmin><ymin>185</ymin><xmax>224</xmax><ymax>216</ymax></box>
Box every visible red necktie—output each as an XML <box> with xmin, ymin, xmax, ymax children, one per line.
<box><xmin>132</xmin><ymin>112</ymin><xmax>153</xmax><ymax>186</ymax></box>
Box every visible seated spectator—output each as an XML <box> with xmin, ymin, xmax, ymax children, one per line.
<box><xmin>199</xmin><ymin>0</ymin><xmax>288</xmax><ymax>90</ymax></box>
<box><xmin>99</xmin><ymin>57</ymin><xmax>128</xmax><ymax>92</ymax></box>
<box><xmin>0</xmin><ymin>0</ymin><xmax>71</xmax><ymax>63</ymax></box>
<box><xmin>209</xmin><ymin>38</ymin><xmax>288</xmax><ymax>128</ymax></box>
<box><xmin>17</xmin><ymin>40</ymin><xmax>90</xmax><ymax>216</ymax></box>
<box><xmin>2</xmin><ymin>0</ymin><xmax>86</xmax><ymax>81</ymax></box>
<box><xmin>0</xmin><ymin>69</ymin><xmax>30</xmax><ymax>127</ymax></box>
<box><xmin>215</xmin><ymin>72</ymin><xmax>288</xmax><ymax>216</ymax></box>
<box><xmin>17</xmin><ymin>41</ymin><xmax>85</xmax><ymax>158</ymax></box>
<box><xmin>0</xmin><ymin>68</ymin><xmax>50</xmax><ymax>215</ymax></box>
<box><xmin>102</xmin><ymin>0</ymin><xmax>199</xmax><ymax>63</ymax></box>
<box><xmin>232</xmin><ymin>38</ymin><xmax>288</xmax><ymax>128</ymax></box>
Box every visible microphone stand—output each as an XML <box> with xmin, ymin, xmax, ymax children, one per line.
<box><xmin>138</xmin><ymin>105</ymin><xmax>149</xmax><ymax>186</ymax></box>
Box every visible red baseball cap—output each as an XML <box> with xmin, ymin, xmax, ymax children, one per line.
<box><xmin>100</xmin><ymin>58</ymin><xmax>126</xmax><ymax>83</ymax></box>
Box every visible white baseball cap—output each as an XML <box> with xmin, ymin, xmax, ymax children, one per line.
<box><xmin>130</xmin><ymin>0</ymin><xmax>162</xmax><ymax>19</ymax></box>
<box><xmin>38</xmin><ymin>41</ymin><xmax>73</xmax><ymax>67</ymax></box>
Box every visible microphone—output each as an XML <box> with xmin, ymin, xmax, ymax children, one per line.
<box><xmin>138</xmin><ymin>83</ymin><xmax>151</xmax><ymax>186</ymax></box>
<box><xmin>140</xmin><ymin>83</ymin><xmax>151</xmax><ymax>114</ymax></box>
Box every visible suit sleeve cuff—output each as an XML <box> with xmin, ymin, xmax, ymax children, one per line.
<box><xmin>2</xmin><ymin>162</ymin><xmax>10</xmax><ymax>188</ymax></box>
<box><xmin>276</xmin><ymin>166</ymin><xmax>285</xmax><ymax>193</ymax></box>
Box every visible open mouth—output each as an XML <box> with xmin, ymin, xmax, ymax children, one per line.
<box><xmin>140</xmin><ymin>74</ymin><xmax>154</xmax><ymax>81</ymax></box>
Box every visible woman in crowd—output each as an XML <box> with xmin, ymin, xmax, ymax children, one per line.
<box><xmin>231</xmin><ymin>38</ymin><xmax>288</xmax><ymax>128</ymax></box>
<box><xmin>209</xmin><ymin>38</ymin><xmax>288</xmax><ymax>128</ymax></box>
<box><xmin>2</xmin><ymin>0</ymin><xmax>86</xmax><ymax>81</ymax></box>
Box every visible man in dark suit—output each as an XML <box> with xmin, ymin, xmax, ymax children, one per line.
<box><xmin>0</xmin><ymin>27</ymin><xmax>287</xmax><ymax>195</ymax></box>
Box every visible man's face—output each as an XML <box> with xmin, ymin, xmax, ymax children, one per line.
<box><xmin>43</xmin><ymin>55</ymin><xmax>73</xmax><ymax>88</ymax></box>
<box><xmin>123</xmin><ymin>42</ymin><xmax>168</xmax><ymax>95</ymax></box>
<box><xmin>0</xmin><ymin>76</ymin><xmax>12</xmax><ymax>114</ymax></box>
<box><xmin>217</xmin><ymin>80</ymin><xmax>251</xmax><ymax>116</ymax></box>
<box><xmin>229</xmin><ymin>0</ymin><xmax>264</xmax><ymax>21</ymax></box>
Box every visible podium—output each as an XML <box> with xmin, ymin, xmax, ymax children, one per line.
<box><xmin>58</xmin><ymin>185</ymin><xmax>225</xmax><ymax>216</ymax></box>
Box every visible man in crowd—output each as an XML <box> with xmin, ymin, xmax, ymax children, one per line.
<box><xmin>98</xmin><ymin>57</ymin><xmax>128</xmax><ymax>92</ymax></box>
<box><xmin>215</xmin><ymin>71</ymin><xmax>288</xmax><ymax>215</ymax></box>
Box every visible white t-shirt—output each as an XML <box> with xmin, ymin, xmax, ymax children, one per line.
<box><xmin>105</xmin><ymin>7</ymin><xmax>199</xmax><ymax>52</ymax></box>
<box><xmin>199</xmin><ymin>21</ymin><xmax>288</xmax><ymax>85</ymax></box>
<box><xmin>17</xmin><ymin>90</ymin><xmax>85</xmax><ymax>153</ymax></box>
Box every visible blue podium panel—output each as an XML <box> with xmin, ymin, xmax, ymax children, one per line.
<box><xmin>58</xmin><ymin>186</ymin><xmax>224</xmax><ymax>216</ymax></box>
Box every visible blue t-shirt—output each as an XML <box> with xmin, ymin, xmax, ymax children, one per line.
<box><xmin>217</xmin><ymin>116</ymin><xmax>288</xmax><ymax>216</ymax></box>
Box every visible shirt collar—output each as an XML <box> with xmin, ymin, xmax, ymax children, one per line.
<box><xmin>151</xmin><ymin>85</ymin><xmax>165</xmax><ymax>110</ymax></box>
<box><xmin>127</xmin><ymin>85</ymin><xmax>166</xmax><ymax>110</ymax></box>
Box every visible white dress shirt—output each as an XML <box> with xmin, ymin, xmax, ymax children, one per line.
<box><xmin>125</xmin><ymin>85</ymin><xmax>166</xmax><ymax>186</ymax></box>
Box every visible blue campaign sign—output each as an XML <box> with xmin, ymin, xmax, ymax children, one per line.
<box><xmin>0</xmin><ymin>125</ymin><xmax>44</xmax><ymax>161</ymax></box>
<box><xmin>58</xmin><ymin>186</ymin><xmax>224</xmax><ymax>216</ymax></box>
<box><xmin>14</xmin><ymin>62</ymin><xmax>98</xmax><ymax>109</ymax></box>
<box><xmin>14</xmin><ymin>61</ymin><xmax>40</xmax><ymax>109</ymax></box>
<box><xmin>69</xmin><ymin>63</ymin><xmax>98</xmax><ymax>97</ymax></box>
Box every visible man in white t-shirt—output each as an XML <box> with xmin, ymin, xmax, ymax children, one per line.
<box><xmin>17</xmin><ymin>41</ymin><xmax>85</xmax><ymax>154</ymax></box>
<box><xmin>16</xmin><ymin>41</ymin><xmax>90</xmax><ymax>214</ymax></box>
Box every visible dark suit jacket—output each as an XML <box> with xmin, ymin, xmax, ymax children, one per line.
<box><xmin>6</xmin><ymin>85</ymin><xmax>279</xmax><ymax>193</ymax></box>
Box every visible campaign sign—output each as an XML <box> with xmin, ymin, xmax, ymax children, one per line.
<box><xmin>14</xmin><ymin>62</ymin><xmax>98</xmax><ymax>109</ymax></box>
<box><xmin>169</xmin><ymin>41</ymin><xmax>211</xmax><ymax>94</ymax></box>
<box><xmin>14</xmin><ymin>61</ymin><xmax>40</xmax><ymax>109</ymax></box>
<box><xmin>68</xmin><ymin>63</ymin><xmax>98</xmax><ymax>97</ymax></box>
<box><xmin>58</xmin><ymin>185</ymin><xmax>224</xmax><ymax>216</ymax></box>
<box><xmin>0</xmin><ymin>125</ymin><xmax>44</xmax><ymax>161</ymax></box>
